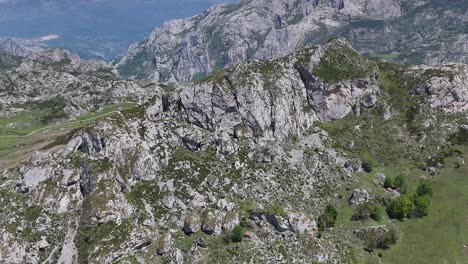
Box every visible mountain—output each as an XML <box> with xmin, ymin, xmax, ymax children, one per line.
<box><xmin>0</xmin><ymin>47</ymin><xmax>162</xmax><ymax>134</ymax></box>
<box><xmin>115</xmin><ymin>0</ymin><xmax>468</xmax><ymax>82</ymax></box>
<box><xmin>1</xmin><ymin>39</ymin><xmax>467</xmax><ymax>263</ymax></box>
<box><xmin>0</xmin><ymin>37</ymin><xmax>47</xmax><ymax>57</ymax></box>
<box><xmin>0</xmin><ymin>0</ymin><xmax>237</xmax><ymax>61</ymax></box>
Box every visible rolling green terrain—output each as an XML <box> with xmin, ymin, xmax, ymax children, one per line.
<box><xmin>382</xmin><ymin>147</ymin><xmax>468</xmax><ymax>263</ymax></box>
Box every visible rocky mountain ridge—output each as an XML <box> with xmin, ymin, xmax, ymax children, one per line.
<box><xmin>1</xmin><ymin>39</ymin><xmax>467</xmax><ymax>263</ymax></box>
<box><xmin>0</xmin><ymin>48</ymin><xmax>159</xmax><ymax>119</ymax></box>
<box><xmin>115</xmin><ymin>0</ymin><xmax>468</xmax><ymax>83</ymax></box>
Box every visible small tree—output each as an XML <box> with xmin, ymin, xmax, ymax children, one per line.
<box><xmin>378</xmin><ymin>228</ymin><xmax>398</xmax><ymax>249</ymax></box>
<box><xmin>412</xmin><ymin>194</ymin><xmax>431</xmax><ymax>217</ymax></box>
<box><xmin>394</xmin><ymin>175</ymin><xmax>408</xmax><ymax>194</ymax></box>
<box><xmin>231</xmin><ymin>225</ymin><xmax>244</xmax><ymax>243</ymax></box>
<box><xmin>352</xmin><ymin>203</ymin><xmax>383</xmax><ymax>221</ymax></box>
<box><xmin>387</xmin><ymin>195</ymin><xmax>413</xmax><ymax>220</ymax></box>
<box><xmin>318</xmin><ymin>205</ymin><xmax>338</xmax><ymax>229</ymax></box>
<box><xmin>362</xmin><ymin>153</ymin><xmax>377</xmax><ymax>173</ymax></box>
<box><xmin>417</xmin><ymin>182</ymin><xmax>433</xmax><ymax>197</ymax></box>
<box><xmin>383</xmin><ymin>177</ymin><xmax>395</xmax><ymax>189</ymax></box>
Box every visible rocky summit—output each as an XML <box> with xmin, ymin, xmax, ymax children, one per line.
<box><xmin>115</xmin><ymin>0</ymin><xmax>468</xmax><ymax>83</ymax></box>
<box><xmin>1</xmin><ymin>37</ymin><xmax>467</xmax><ymax>263</ymax></box>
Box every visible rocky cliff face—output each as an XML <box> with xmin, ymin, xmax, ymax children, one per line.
<box><xmin>179</xmin><ymin>39</ymin><xmax>380</xmax><ymax>141</ymax></box>
<box><xmin>1</xmin><ymin>40</ymin><xmax>467</xmax><ymax>263</ymax></box>
<box><xmin>115</xmin><ymin>0</ymin><xmax>468</xmax><ymax>82</ymax></box>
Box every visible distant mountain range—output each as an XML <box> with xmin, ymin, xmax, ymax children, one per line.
<box><xmin>115</xmin><ymin>0</ymin><xmax>468</xmax><ymax>82</ymax></box>
<box><xmin>0</xmin><ymin>0</ymin><xmax>237</xmax><ymax>61</ymax></box>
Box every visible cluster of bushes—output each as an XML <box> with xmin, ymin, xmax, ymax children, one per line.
<box><xmin>383</xmin><ymin>175</ymin><xmax>408</xmax><ymax>194</ymax></box>
<box><xmin>387</xmin><ymin>181</ymin><xmax>433</xmax><ymax>220</ymax></box>
<box><xmin>352</xmin><ymin>203</ymin><xmax>384</xmax><ymax>221</ymax></box>
<box><xmin>363</xmin><ymin>227</ymin><xmax>399</xmax><ymax>250</ymax></box>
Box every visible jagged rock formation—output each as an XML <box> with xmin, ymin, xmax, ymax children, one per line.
<box><xmin>115</xmin><ymin>0</ymin><xmax>468</xmax><ymax>82</ymax></box>
<box><xmin>1</xmin><ymin>39</ymin><xmax>467</xmax><ymax>263</ymax></box>
<box><xmin>179</xmin><ymin>39</ymin><xmax>380</xmax><ymax>140</ymax></box>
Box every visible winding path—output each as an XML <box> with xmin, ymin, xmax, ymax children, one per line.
<box><xmin>0</xmin><ymin>109</ymin><xmax>126</xmax><ymax>139</ymax></box>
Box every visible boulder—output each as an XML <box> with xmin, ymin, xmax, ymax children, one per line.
<box><xmin>196</xmin><ymin>237</ymin><xmax>208</xmax><ymax>248</ymax></box>
<box><xmin>157</xmin><ymin>233</ymin><xmax>172</xmax><ymax>255</ymax></box>
<box><xmin>288</xmin><ymin>213</ymin><xmax>318</xmax><ymax>234</ymax></box>
<box><xmin>361</xmin><ymin>95</ymin><xmax>377</xmax><ymax>108</ymax></box>
<box><xmin>349</xmin><ymin>189</ymin><xmax>372</xmax><ymax>205</ymax></box>
<box><xmin>37</xmin><ymin>238</ymin><xmax>49</xmax><ymax>251</ymax></box>
<box><xmin>201</xmin><ymin>211</ymin><xmax>223</xmax><ymax>235</ymax></box>
<box><xmin>222</xmin><ymin>211</ymin><xmax>239</xmax><ymax>231</ymax></box>
<box><xmin>183</xmin><ymin>211</ymin><xmax>201</xmax><ymax>235</ymax></box>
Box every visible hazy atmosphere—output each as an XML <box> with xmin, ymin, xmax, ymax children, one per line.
<box><xmin>0</xmin><ymin>0</ymin><xmax>237</xmax><ymax>60</ymax></box>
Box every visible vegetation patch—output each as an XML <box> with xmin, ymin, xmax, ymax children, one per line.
<box><xmin>75</xmin><ymin>219</ymin><xmax>132</xmax><ymax>263</ymax></box>
<box><xmin>313</xmin><ymin>44</ymin><xmax>377</xmax><ymax>83</ymax></box>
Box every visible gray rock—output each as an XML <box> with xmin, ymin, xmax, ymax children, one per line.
<box><xmin>361</xmin><ymin>95</ymin><xmax>377</xmax><ymax>108</ymax></box>
<box><xmin>162</xmin><ymin>195</ymin><xmax>176</xmax><ymax>209</ymax></box>
<box><xmin>157</xmin><ymin>233</ymin><xmax>172</xmax><ymax>256</ymax></box>
<box><xmin>37</xmin><ymin>238</ymin><xmax>49</xmax><ymax>251</ymax></box>
<box><xmin>222</xmin><ymin>211</ymin><xmax>239</xmax><ymax>231</ymax></box>
<box><xmin>349</xmin><ymin>189</ymin><xmax>372</xmax><ymax>205</ymax></box>
<box><xmin>183</xmin><ymin>211</ymin><xmax>201</xmax><ymax>235</ymax></box>
<box><xmin>201</xmin><ymin>211</ymin><xmax>223</xmax><ymax>235</ymax></box>
<box><xmin>196</xmin><ymin>237</ymin><xmax>208</xmax><ymax>248</ymax></box>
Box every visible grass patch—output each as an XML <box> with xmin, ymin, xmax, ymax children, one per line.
<box><xmin>379</xmin><ymin>147</ymin><xmax>468</xmax><ymax>263</ymax></box>
<box><xmin>313</xmin><ymin>42</ymin><xmax>377</xmax><ymax>83</ymax></box>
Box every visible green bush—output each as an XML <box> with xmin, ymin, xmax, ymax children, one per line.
<box><xmin>394</xmin><ymin>175</ymin><xmax>408</xmax><ymax>194</ymax></box>
<box><xmin>362</xmin><ymin>153</ymin><xmax>377</xmax><ymax>173</ymax></box>
<box><xmin>383</xmin><ymin>177</ymin><xmax>395</xmax><ymax>189</ymax></box>
<box><xmin>231</xmin><ymin>225</ymin><xmax>244</xmax><ymax>243</ymax></box>
<box><xmin>387</xmin><ymin>195</ymin><xmax>413</xmax><ymax>220</ymax></box>
<box><xmin>417</xmin><ymin>182</ymin><xmax>433</xmax><ymax>197</ymax></box>
<box><xmin>378</xmin><ymin>228</ymin><xmax>399</xmax><ymax>249</ymax></box>
<box><xmin>352</xmin><ymin>203</ymin><xmax>383</xmax><ymax>221</ymax></box>
<box><xmin>384</xmin><ymin>175</ymin><xmax>408</xmax><ymax>193</ymax></box>
<box><xmin>411</xmin><ymin>194</ymin><xmax>431</xmax><ymax>217</ymax></box>
<box><xmin>362</xmin><ymin>227</ymin><xmax>399</xmax><ymax>250</ymax></box>
<box><xmin>325</xmin><ymin>205</ymin><xmax>338</xmax><ymax>220</ymax></box>
<box><xmin>319</xmin><ymin>205</ymin><xmax>338</xmax><ymax>229</ymax></box>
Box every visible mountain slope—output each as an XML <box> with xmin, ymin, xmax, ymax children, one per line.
<box><xmin>1</xmin><ymin>39</ymin><xmax>467</xmax><ymax>263</ymax></box>
<box><xmin>115</xmin><ymin>0</ymin><xmax>468</xmax><ymax>82</ymax></box>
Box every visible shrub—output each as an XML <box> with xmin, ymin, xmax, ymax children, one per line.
<box><xmin>417</xmin><ymin>182</ymin><xmax>433</xmax><ymax>197</ymax></box>
<box><xmin>394</xmin><ymin>175</ymin><xmax>408</xmax><ymax>194</ymax></box>
<box><xmin>411</xmin><ymin>194</ymin><xmax>431</xmax><ymax>218</ymax></box>
<box><xmin>231</xmin><ymin>225</ymin><xmax>244</xmax><ymax>243</ymax></box>
<box><xmin>318</xmin><ymin>205</ymin><xmax>338</xmax><ymax>229</ymax></box>
<box><xmin>387</xmin><ymin>195</ymin><xmax>413</xmax><ymax>220</ymax></box>
<box><xmin>325</xmin><ymin>205</ymin><xmax>338</xmax><ymax>220</ymax></box>
<box><xmin>362</xmin><ymin>153</ymin><xmax>377</xmax><ymax>173</ymax></box>
<box><xmin>378</xmin><ymin>228</ymin><xmax>398</xmax><ymax>248</ymax></box>
<box><xmin>360</xmin><ymin>227</ymin><xmax>399</xmax><ymax>250</ymax></box>
<box><xmin>352</xmin><ymin>203</ymin><xmax>383</xmax><ymax>221</ymax></box>
<box><xmin>383</xmin><ymin>177</ymin><xmax>395</xmax><ymax>189</ymax></box>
